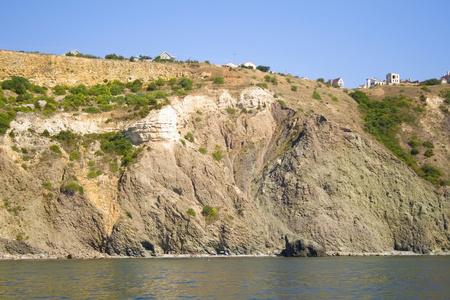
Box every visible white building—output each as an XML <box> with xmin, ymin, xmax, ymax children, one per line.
<box><xmin>366</xmin><ymin>77</ymin><xmax>385</xmax><ymax>88</ymax></box>
<box><xmin>223</xmin><ymin>62</ymin><xmax>238</xmax><ymax>68</ymax></box>
<box><xmin>386</xmin><ymin>73</ymin><xmax>400</xmax><ymax>85</ymax></box>
<box><xmin>329</xmin><ymin>77</ymin><xmax>344</xmax><ymax>88</ymax></box>
<box><xmin>242</xmin><ymin>61</ymin><xmax>257</xmax><ymax>69</ymax></box>
<box><xmin>441</xmin><ymin>71</ymin><xmax>450</xmax><ymax>84</ymax></box>
<box><xmin>159</xmin><ymin>51</ymin><xmax>175</xmax><ymax>60</ymax></box>
<box><xmin>65</xmin><ymin>49</ymin><xmax>81</xmax><ymax>56</ymax></box>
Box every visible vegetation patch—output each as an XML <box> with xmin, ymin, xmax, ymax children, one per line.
<box><xmin>312</xmin><ymin>91</ymin><xmax>322</xmax><ymax>100</ymax></box>
<box><xmin>213</xmin><ymin>76</ymin><xmax>224</xmax><ymax>84</ymax></box>
<box><xmin>62</xmin><ymin>182</ymin><xmax>84</xmax><ymax>195</ymax></box>
<box><xmin>187</xmin><ymin>208</ymin><xmax>196</xmax><ymax>217</ymax></box>
<box><xmin>350</xmin><ymin>90</ymin><xmax>444</xmax><ymax>185</ymax></box>
<box><xmin>212</xmin><ymin>150</ymin><xmax>222</xmax><ymax>161</ymax></box>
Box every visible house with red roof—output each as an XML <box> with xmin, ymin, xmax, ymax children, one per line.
<box><xmin>328</xmin><ymin>77</ymin><xmax>344</xmax><ymax>88</ymax></box>
<box><xmin>441</xmin><ymin>71</ymin><xmax>450</xmax><ymax>84</ymax></box>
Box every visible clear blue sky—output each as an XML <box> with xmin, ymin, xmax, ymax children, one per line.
<box><xmin>1</xmin><ymin>0</ymin><xmax>449</xmax><ymax>88</ymax></box>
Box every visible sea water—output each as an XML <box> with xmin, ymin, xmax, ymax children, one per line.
<box><xmin>0</xmin><ymin>256</ymin><xmax>449</xmax><ymax>299</ymax></box>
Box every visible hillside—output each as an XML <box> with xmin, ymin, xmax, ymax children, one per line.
<box><xmin>0</xmin><ymin>50</ymin><xmax>449</xmax><ymax>258</ymax></box>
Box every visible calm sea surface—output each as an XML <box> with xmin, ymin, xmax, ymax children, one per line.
<box><xmin>0</xmin><ymin>256</ymin><xmax>449</xmax><ymax>299</ymax></box>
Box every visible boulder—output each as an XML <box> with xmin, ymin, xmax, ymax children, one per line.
<box><xmin>283</xmin><ymin>234</ymin><xmax>326</xmax><ymax>257</ymax></box>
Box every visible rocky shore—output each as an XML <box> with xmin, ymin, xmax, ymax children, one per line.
<box><xmin>2</xmin><ymin>251</ymin><xmax>449</xmax><ymax>261</ymax></box>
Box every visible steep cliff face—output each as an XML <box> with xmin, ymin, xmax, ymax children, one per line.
<box><xmin>0</xmin><ymin>51</ymin><xmax>448</xmax><ymax>257</ymax></box>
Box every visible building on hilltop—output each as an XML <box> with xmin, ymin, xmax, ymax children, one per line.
<box><xmin>366</xmin><ymin>77</ymin><xmax>385</xmax><ymax>88</ymax></box>
<box><xmin>242</xmin><ymin>61</ymin><xmax>257</xmax><ymax>69</ymax></box>
<box><xmin>386</xmin><ymin>73</ymin><xmax>400</xmax><ymax>85</ymax></box>
<box><xmin>158</xmin><ymin>51</ymin><xmax>175</xmax><ymax>60</ymax></box>
<box><xmin>328</xmin><ymin>77</ymin><xmax>344</xmax><ymax>88</ymax></box>
<box><xmin>65</xmin><ymin>49</ymin><xmax>81</xmax><ymax>56</ymax></box>
<box><xmin>440</xmin><ymin>71</ymin><xmax>450</xmax><ymax>84</ymax></box>
<box><xmin>223</xmin><ymin>62</ymin><xmax>237</xmax><ymax>68</ymax></box>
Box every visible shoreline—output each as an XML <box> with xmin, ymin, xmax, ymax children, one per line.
<box><xmin>1</xmin><ymin>250</ymin><xmax>449</xmax><ymax>261</ymax></box>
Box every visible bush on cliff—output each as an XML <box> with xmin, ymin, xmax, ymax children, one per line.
<box><xmin>2</xmin><ymin>76</ymin><xmax>31</xmax><ymax>94</ymax></box>
<box><xmin>0</xmin><ymin>111</ymin><xmax>16</xmax><ymax>135</ymax></box>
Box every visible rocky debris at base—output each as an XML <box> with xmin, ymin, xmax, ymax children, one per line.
<box><xmin>282</xmin><ymin>234</ymin><xmax>327</xmax><ymax>257</ymax></box>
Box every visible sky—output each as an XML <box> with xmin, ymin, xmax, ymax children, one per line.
<box><xmin>1</xmin><ymin>0</ymin><xmax>449</xmax><ymax>88</ymax></box>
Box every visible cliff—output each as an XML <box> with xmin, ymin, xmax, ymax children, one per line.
<box><xmin>0</xmin><ymin>50</ymin><xmax>449</xmax><ymax>257</ymax></box>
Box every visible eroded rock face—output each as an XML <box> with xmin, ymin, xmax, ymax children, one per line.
<box><xmin>0</xmin><ymin>51</ymin><xmax>449</xmax><ymax>257</ymax></box>
<box><xmin>238</xmin><ymin>87</ymin><xmax>274</xmax><ymax>109</ymax></box>
<box><xmin>125</xmin><ymin>106</ymin><xmax>180</xmax><ymax>144</ymax></box>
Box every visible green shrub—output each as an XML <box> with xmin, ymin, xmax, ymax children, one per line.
<box><xmin>43</xmin><ymin>181</ymin><xmax>52</xmax><ymax>190</ymax></box>
<box><xmin>69</xmin><ymin>84</ymin><xmax>88</xmax><ymax>95</ymax></box>
<box><xmin>423</xmin><ymin>78</ymin><xmax>441</xmax><ymax>86</ymax></box>
<box><xmin>420</xmin><ymin>164</ymin><xmax>442</xmax><ymax>184</ymax></box>
<box><xmin>168</xmin><ymin>78</ymin><xmax>177</xmax><ymax>86</ymax></box>
<box><xmin>187</xmin><ymin>208</ymin><xmax>196</xmax><ymax>217</ymax></box>
<box><xmin>109</xmin><ymin>161</ymin><xmax>119</xmax><ymax>172</ymax></box>
<box><xmin>110</xmin><ymin>80</ymin><xmax>125</xmax><ymax>95</ymax></box>
<box><xmin>126</xmin><ymin>211</ymin><xmax>133</xmax><ymax>219</ymax></box>
<box><xmin>53</xmin><ymin>130</ymin><xmax>79</xmax><ymax>147</ymax></box>
<box><xmin>100</xmin><ymin>104</ymin><xmax>114</xmax><ymax>112</ymax></box>
<box><xmin>0</xmin><ymin>111</ymin><xmax>16</xmax><ymax>135</ymax></box>
<box><xmin>121</xmin><ymin>147</ymin><xmax>142</xmax><ymax>167</ymax></box>
<box><xmin>439</xmin><ymin>89</ymin><xmax>450</xmax><ymax>104</ymax></box>
<box><xmin>201</xmin><ymin>205</ymin><xmax>217</xmax><ymax>217</ymax></box>
<box><xmin>278</xmin><ymin>100</ymin><xmax>286</xmax><ymax>107</ymax></box>
<box><xmin>87</xmin><ymin>171</ymin><xmax>98</xmax><ymax>179</ymax></box>
<box><xmin>332</xmin><ymin>96</ymin><xmax>339</xmax><ymax>102</ymax></box>
<box><xmin>179</xmin><ymin>139</ymin><xmax>186</xmax><ymax>147</ymax></box>
<box><xmin>125</xmin><ymin>94</ymin><xmax>148</xmax><ymax>106</ymax></box>
<box><xmin>139</xmin><ymin>107</ymin><xmax>151</xmax><ymax>118</ymax></box>
<box><xmin>312</xmin><ymin>91</ymin><xmax>322</xmax><ymax>100</ymax></box>
<box><xmin>147</xmin><ymin>82</ymin><xmax>157</xmax><ymax>91</ymax></box>
<box><xmin>69</xmin><ymin>151</ymin><xmax>80</xmax><ymax>161</ymax></box>
<box><xmin>126</xmin><ymin>79</ymin><xmax>143</xmax><ymax>93</ymax></box>
<box><xmin>176</xmin><ymin>90</ymin><xmax>187</xmax><ymax>96</ymax></box>
<box><xmin>199</xmin><ymin>147</ymin><xmax>207</xmax><ymax>154</ymax></box>
<box><xmin>184</xmin><ymin>132</ymin><xmax>194</xmax><ymax>142</ymax></box>
<box><xmin>410</xmin><ymin>148</ymin><xmax>419</xmax><ymax>155</ymax></box>
<box><xmin>52</xmin><ymin>85</ymin><xmax>67</xmax><ymax>95</ymax></box>
<box><xmin>62</xmin><ymin>182</ymin><xmax>84</xmax><ymax>195</ymax></box>
<box><xmin>29</xmin><ymin>84</ymin><xmax>47</xmax><ymax>94</ymax></box>
<box><xmin>424</xmin><ymin>149</ymin><xmax>434</xmax><ymax>157</ymax></box>
<box><xmin>213</xmin><ymin>76</ymin><xmax>224</xmax><ymax>84</ymax></box>
<box><xmin>195</xmin><ymin>117</ymin><xmax>202</xmax><ymax>122</ymax></box>
<box><xmin>257</xmin><ymin>65</ymin><xmax>270</xmax><ymax>72</ymax></box>
<box><xmin>291</xmin><ymin>85</ymin><xmax>297</xmax><ymax>92</ymax></box>
<box><xmin>256</xmin><ymin>83</ymin><xmax>268</xmax><ymax>89</ymax></box>
<box><xmin>105</xmin><ymin>53</ymin><xmax>125</xmax><ymax>60</ymax></box>
<box><xmin>264</xmin><ymin>75</ymin><xmax>271</xmax><ymax>82</ymax></box>
<box><xmin>270</xmin><ymin>77</ymin><xmax>278</xmax><ymax>85</ymax></box>
<box><xmin>408</xmin><ymin>139</ymin><xmax>421</xmax><ymax>148</ymax></box>
<box><xmin>212</xmin><ymin>150</ymin><xmax>222</xmax><ymax>161</ymax></box>
<box><xmin>226</xmin><ymin>106</ymin><xmax>236</xmax><ymax>114</ymax></box>
<box><xmin>179</xmin><ymin>77</ymin><xmax>193</xmax><ymax>90</ymax></box>
<box><xmin>50</xmin><ymin>144</ymin><xmax>62</xmax><ymax>156</ymax></box>
<box><xmin>88</xmin><ymin>84</ymin><xmax>111</xmax><ymax>96</ymax></box>
<box><xmin>155</xmin><ymin>78</ymin><xmax>166</xmax><ymax>86</ymax></box>
<box><xmin>21</xmin><ymin>163</ymin><xmax>27</xmax><ymax>170</ymax></box>
<box><xmin>422</xmin><ymin>141</ymin><xmax>434</xmax><ymax>148</ymax></box>
<box><xmin>2</xmin><ymin>76</ymin><xmax>30</xmax><ymax>94</ymax></box>
<box><xmin>83</xmin><ymin>106</ymin><xmax>100</xmax><ymax>113</ymax></box>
